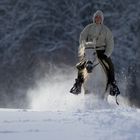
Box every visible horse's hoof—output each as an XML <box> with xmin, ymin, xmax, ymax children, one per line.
<box><xmin>70</xmin><ymin>88</ymin><xmax>81</xmax><ymax>95</ymax></box>
<box><xmin>70</xmin><ymin>90</ymin><xmax>80</xmax><ymax>95</ymax></box>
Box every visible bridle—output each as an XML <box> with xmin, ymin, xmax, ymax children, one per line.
<box><xmin>84</xmin><ymin>47</ymin><xmax>99</xmax><ymax>73</ymax></box>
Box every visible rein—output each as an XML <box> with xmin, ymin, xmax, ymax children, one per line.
<box><xmin>92</xmin><ymin>62</ymin><xmax>99</xmax><ymax>69</ymax></box>
<box><xmin>85</xmin><ymin>47</ymin><xmax>99</xmax><ymax>70</ymax></box>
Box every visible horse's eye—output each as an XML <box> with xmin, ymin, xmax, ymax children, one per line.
<box><xmin>93</xmin><ymin>52</ymin><xmax>96</xmax><ymax>55</ymax></box>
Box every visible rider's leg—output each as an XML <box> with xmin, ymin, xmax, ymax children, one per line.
<box><xmin>102</xmin><ymin>56</ymin><xmax>115</xmax><ymax>84</ymax></box>
<box><xmin>70</xmin><ymin>60</ymin><xmax>86</xmax><ymax>94</ymax></box>
<box><xmin>96</xmin><ymin>50</ymin><xmax>115</xmax><ymax>84</ymax></box>
<box><xmin>70</xmin><ymin>70</ymin><xmax>84</xmax><ymax>94</ymax></box>
<box><xmin>102</xmin><ymin>56</ymin><xmax>120</xmax><ymax>96</ymax></box>
<box><xmin>96</xmin><ymin>50</ymin><xmax>120</xmax><ymax>96</ymax></box>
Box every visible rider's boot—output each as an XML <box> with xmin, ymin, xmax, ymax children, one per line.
<box><xmin>70</xmin><ymin>74</ymin><xmax>84</xmax><ymax>95</ymax></box>
<box><xmin>110</xmin><ymin>81</ymin><xmax>120</xmax><ymax>96</ymax></box>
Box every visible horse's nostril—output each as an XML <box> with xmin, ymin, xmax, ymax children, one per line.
<box><xmin>86</xmin><ymin>61</ymin><xmax>93</xmax><ymax>73</ymax></box>
<box><xmin>87</xmin><ymin>61</ymin><xmax>93</xmax><ymax>65</ymax></box>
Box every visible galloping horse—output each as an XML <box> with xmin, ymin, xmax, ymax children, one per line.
<box><xmin>79</xmin><ymin>42</ymin><xmax>110</xmax><ymax>100</ymax></box>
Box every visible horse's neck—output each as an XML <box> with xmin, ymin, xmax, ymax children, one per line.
<box><xmin>83</xmin><ymin>62</ymin><xmax>107</xmax><ymax>95</ymax></box>
<box><xmin>84</xmin><ymin>59</ymin><xmax>107</xmax><ymax>84</ymax></box>
<box><xmin>93</xmin><ymin>61</ymin><xmax>103</xmax><ymax>76</ymax></box>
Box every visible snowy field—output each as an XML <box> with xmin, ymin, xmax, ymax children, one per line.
<box><xmin>1</xmin><ymin>70</ymin><xmax>140</xmax><ymax>140</ymax></box>
<box><xmin>0</xmin><ymin>107</ymin><xmax>140</xmax><ymax>140</ymax></box>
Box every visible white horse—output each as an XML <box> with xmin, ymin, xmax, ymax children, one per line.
<box><xmin>79</xmin><ymin>42</ymin><xmax>110</xmax><ymax>101</ymax></box>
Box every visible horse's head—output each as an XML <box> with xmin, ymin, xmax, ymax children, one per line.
<box><xmin>79</xmin><ymin>42</ymin><xmax>98</xmax><ymax>73</ymax></box>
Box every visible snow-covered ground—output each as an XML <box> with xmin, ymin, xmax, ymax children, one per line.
<box><xmin>0</xmin><ymin>70</ymin><xmax>140</xmax><ymax>140</ymax></box>
<box><xmin>0</xmin><ymin>107</ymin><xmax>140</xmax><ymax>140</ymax></box>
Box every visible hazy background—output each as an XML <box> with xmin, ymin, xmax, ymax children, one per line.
<box><xmin>0</xmin><ymin>0</ymin><xmax>139</xmax><ymax>108</ymax></box>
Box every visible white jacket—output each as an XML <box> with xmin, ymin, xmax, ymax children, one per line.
<box><xmin>79</xmin><ymin>10</ymin><xmax>114</xmax><ymax>57</ymax></box>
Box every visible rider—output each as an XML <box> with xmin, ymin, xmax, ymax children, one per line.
<box><xmin>70</xmin><ymin>10</ymin><xmax>120</xmax><ymax>96</ymax></box>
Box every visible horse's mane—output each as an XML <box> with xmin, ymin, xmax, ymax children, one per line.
<box><xmin>78</xmin><ymin>44</ymin><xmax>85</xmax><ymax>58</ymax></box>
<box><xmin>78</xmin><ymin>44</ymin><xmax>88</xmax><ymax>79</ymax></box>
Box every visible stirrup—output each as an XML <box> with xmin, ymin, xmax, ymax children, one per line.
<box><xmin>110</xmin><ymin>82</ymin><xmax>120</xmax><ymax>96</ymax></box>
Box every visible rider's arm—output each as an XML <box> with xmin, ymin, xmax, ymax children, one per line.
<box><xmin>79</xmin><ymin>24</ymin><xmax>91</xmax><ymax>44</ymax></box>
<box><xmin>78</xmin><ymin>24</ymin><xmax>91</xmax><ymax>61</ymax></box>
<box><xmin>104</xmin><ymin>27</ymin><xmax>114</xmax><ymax>57</ymax></box>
